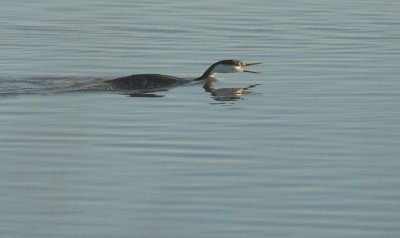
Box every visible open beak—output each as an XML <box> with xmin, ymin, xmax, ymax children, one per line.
<box><xmin>243</xmin><ymin>62</ymin><xmax>262</xmax><ymax>74</ymax></box>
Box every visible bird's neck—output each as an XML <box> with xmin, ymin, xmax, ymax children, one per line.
<box><xmin>195</xmin><ymin>62</ymin><xmax>220</xmax><ymax>81</ymax></box>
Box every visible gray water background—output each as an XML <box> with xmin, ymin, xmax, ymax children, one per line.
<box><xmin>1</xmin><ymin>0</ymin><xmax>400</xmax><ymax>237</ymax></box>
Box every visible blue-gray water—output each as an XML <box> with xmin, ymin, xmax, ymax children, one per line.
<box><xmin>1</xmin><ymin>1</ymin><xmax>400</xmax><ymax>237</ymax></box>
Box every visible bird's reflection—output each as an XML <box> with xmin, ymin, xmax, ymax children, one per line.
<box><xmin>203</xmin><ymin>78</ymin><xmax>260</xmax><ymax>102</ymax></box>
<box><xmin>125</xmin><ymin>88</ymin><xmax>169</xmax><ymax>98</ymax></box>
<box><xmin>127</xmin><ymin>91</ymin><xmax>166</xmax><ymax>98</ymax></box>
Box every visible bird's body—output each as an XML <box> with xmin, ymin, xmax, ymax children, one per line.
<box><xmin>106</xmin><ymin>74</ymin><xmax>185</xmax><ymax>90</ymax></box>
<box><xmin>106</xmin><ymin>60</ymin><xmax>261</xmax><ymax>90</ymax></box>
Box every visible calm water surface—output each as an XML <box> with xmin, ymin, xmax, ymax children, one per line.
<box><xmin>1</xmin><ymin>0</ymin><xmax>400</xmax><ymax>237</ymax></box>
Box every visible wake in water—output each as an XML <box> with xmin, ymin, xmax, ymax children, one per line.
<box><xmin>0</xmin><ymin>76</ymin><xmax>111</xmax><ymax>97</ymax></box>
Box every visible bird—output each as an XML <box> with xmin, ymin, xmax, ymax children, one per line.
<box><xmin>105</xmin><ymin>59</ymin><xmax>262</xmax><ymax>90</ymax></box>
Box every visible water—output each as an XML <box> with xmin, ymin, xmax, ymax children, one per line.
<box><xmin>1</xmin><ymin>0</ymin><xmax>400</xmax><ymax>237</ymax></box>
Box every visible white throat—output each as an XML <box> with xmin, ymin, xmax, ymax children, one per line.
<box><xmin>209</xmin><ymin>64</ymin><xmax>242</xmax><ymax>77</ymax></box>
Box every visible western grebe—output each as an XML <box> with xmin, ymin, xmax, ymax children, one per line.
<box><xmin>106</xmin><ymin>59</ymin><xmax>262</xmax><ymax>90</ymax></box>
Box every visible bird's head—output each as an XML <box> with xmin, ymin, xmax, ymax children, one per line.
<box><xmin>200</xmin><ymin>59</ymin><xmax>262</xmax><ymax>79</ymax></box>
